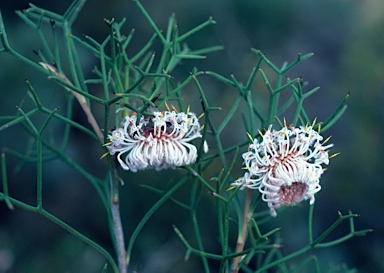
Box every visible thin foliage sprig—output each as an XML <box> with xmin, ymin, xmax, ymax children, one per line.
<box><xmin>0</xmin><ymin>1</ymin><xmax>371</xmax><ymax>273</ymax></box>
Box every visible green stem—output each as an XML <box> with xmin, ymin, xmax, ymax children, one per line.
<box><xmin>1</xmin><ymin>151</ymin><xmax>14</xmax><ymax>210</ymax></box>
<box><xmin>255</xmin><ymin>244</ymin><xmax>312</xmax><ymax>273</ymax></box>
<box><xmin>221</xmin><ymin>202</ymin><xmax>230</xmax><ymax>272</ymax></box>
<box><xmin>265</xmin><ymin>92</ymin><xmax>279</xmax><ymax>128</ymax></box>
<box><xmin>0</xmin><ymin>195</ymin><xmax>118</xmax><ymax>272</ymax></box>
<box><xmin>36</xmin><ymin>129</ymin><xmax>43</xmax><ymax>208</ymax></box>
<box><xmin>126</xmin><ymin>174</ymin><xmax>189</xmax><ymax>266</ymax></box>
<box><xmin>190</xmin><ymin>182</ymin><xmax>210</xmax><ymax>272</ymax></box>
<box><xmin>308</xmin><ymin>204</ymin><xmax>314</xmax><ymax>243</ymax></box>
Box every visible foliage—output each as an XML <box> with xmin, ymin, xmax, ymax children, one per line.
<box><xmin>0</xmin><ymin>0</ymin><xmax>371</xmax><ymax>272</ymax></box>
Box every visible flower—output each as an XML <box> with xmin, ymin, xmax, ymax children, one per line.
<box><xmin>232</xmin><ymin>124</ymin><xmax>334</xmax><ymax>216</ymax></box>
<box><xmin>107</xmin><ymin>110</ymin><xmax>202</xmax><ymax>172</ymax></box>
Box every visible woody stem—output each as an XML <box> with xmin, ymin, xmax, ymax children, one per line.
<box><xmin>231</xmin><ymin>188</ymin><xmax>253</xmax><ymax>272</ymax></box>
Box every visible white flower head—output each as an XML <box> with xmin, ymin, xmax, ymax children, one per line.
<box><xmin>108</xmin><ymin>110</ymin><xmax>202</xmax><ymax>172</ymax></box>
<box><xmin>232</xmin><ymin>124</ymin><xmax>334</xmax><ymax>216</ymax></box>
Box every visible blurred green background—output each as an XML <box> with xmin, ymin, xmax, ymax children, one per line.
<box><xmin>1</xmin><ymin>0</ymin><xmax>383</xmax><ymax>272</ymax></box>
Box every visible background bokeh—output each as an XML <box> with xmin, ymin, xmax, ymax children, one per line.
<box><xmin>1</xmin><ymin>0</ymin><xmax>383</xmax><ymax>272</ymax></box>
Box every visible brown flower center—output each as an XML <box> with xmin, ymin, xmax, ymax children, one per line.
<box><xmin>278</xmin><ymin>182</ymin><xmax>308</xmax><ymax>206</ymax></box>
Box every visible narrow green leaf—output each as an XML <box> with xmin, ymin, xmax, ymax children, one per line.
<box><xmin>63</xmin><ymin>0</ymin><xmax>88</xmax><ymax>26</ymax></box>
<box><xmin>133</xmin><ymin>0</ymin><xmax>166</xmax><ymax>44</ymax></box>
<box><xmin>204</xmin><ymin>71</ymin><xmax>236</xmax><ymax>87</ymax></box>
<box><xmin>319</xmin><ymin>92</ymin><xmax>349</xmax><ymax>132</ymax></box>
<box><xmin>177</xmin><ymin>17</ymin><xmax>216</xmax><ymax>43</ymax></box>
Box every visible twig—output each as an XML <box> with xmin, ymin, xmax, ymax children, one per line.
<box><xmin>39</xmin><ymin>62</ymin><xmax>127</xmax><ymax>272</ymax></box>
<box><xmin>111</xmin><ymin>166</ymin><xmax>127</xmax><ymax>273</ymax></box>
<box><xmin>231</xmin><ymin>188</ymin><xmax>253</xmax><ymax>272</ymax></box>
<box><xmin>39</xmin><ymin>62</ymin><xmax>104</xmax><ymax>143</ymax></box>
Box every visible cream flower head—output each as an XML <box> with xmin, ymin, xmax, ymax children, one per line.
<box><xmin>107</xmin><ymin>109</ymin><xmax>202</xmax><ymax>172</ymax></box>
<box><xmin>232</xmin><ymin>123</ymin><xmax>334</xmax><ymax>216</ymax></box>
